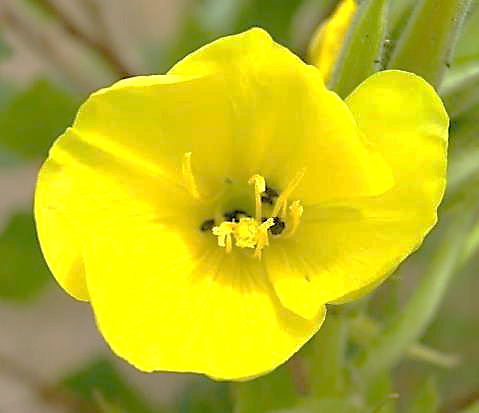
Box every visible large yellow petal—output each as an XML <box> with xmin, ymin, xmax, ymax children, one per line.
<box><xmin>84</xmin><ymin>220</ymin><xmax>325</xmax><ymax>380</ymax></box>
<box><xmin>72</xmin><ymin>74</ymin><xmax>236</xmax><ymax>197</ymax></box>
<box><xmin>35</xmin><ymin>72</ymin><xmax>241</xmax><ymax>300</ymax></box>
<box><xmin>34</xmin><ymin>127</ymin><xmax>195</xmax><ymax>300</ymax></box>
<box><xmin>268</xmin><ymin>70</ymin><xmax>448</xmax><ymax>312</ymax></box>
<box><xmin>264</xmin><ymin>246</ymin><xmax>324</xmax><ymax>320</ymax></box>
<box><xmin>169</xmin><ymin>28</ymin><xmax>393</xmax><ymax>204</ymax></box>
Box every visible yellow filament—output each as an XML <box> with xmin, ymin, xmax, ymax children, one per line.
<box><xmin>182</xmin><ymin>152</ymin><xmax>201</xmax><ymax>200</ymax></box>
<box><xmin>248</xmin><ymin>174</ymin><xmax>266</xmax><ymax>222</ymax></box>
<box><xmin>272</xmin><ymin>169</ymin><xmax>305</xmax><ymax>218</ymax></box>
<box><xmin>255</xmin><ymin>218</ymin><xmax>275</xmax><ymax>258</ymax></box>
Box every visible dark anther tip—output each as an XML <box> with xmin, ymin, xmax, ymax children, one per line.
<box><xmin>269</xmin><ymin>216</ymin><xmax>285</xmax><ymax>235</ymax></box>
<box><xmin>224</xmin><ymin>209</ymin><xmax>250</xmax><ymax>222</ymax></box>
<box><xmin>199</xmin><ymin>219</ymin><xmax>215</xmax><ymax>232</ymax></box>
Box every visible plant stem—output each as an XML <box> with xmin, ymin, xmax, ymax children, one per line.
<box><xmin>388</xmin><ymin>0</ymin><xmax>473</xmax><ymax>89</ymax></box>
<box><xmin>354</xmin><ymin>210</ymin><xmax>473</xmax><ymax>382</ymax></box>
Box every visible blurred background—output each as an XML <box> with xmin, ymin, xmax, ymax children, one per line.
<box><xmin>0</xmin><ymin>0</ymin><xmax>478</xmax><ymax>412</ymax></box>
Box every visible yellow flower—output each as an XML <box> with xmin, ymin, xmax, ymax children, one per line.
<box><xmin>34</xmin><ymin>28</ymin><xmax>448</xmax><ymax>380</ymax></box>
<box><xmin>308</xmin><ymin>0</ymin><xmax>357</xmax><ymax>82</ymax></box>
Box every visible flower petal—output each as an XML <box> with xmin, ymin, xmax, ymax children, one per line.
<box><xmin>265</xmin><ymin>246</ymin><xmax>324</xmax><ymax>320</ymax></box>
<box><xmin>170</xmin><ymin>28</ymin><xmax>394</xmax><ymax>204</ymax></box>
<box><xmin>72</xmin><ymin>74</ymin><xmax>237</xmax><ymax>197</ymax></box>
<box><xmin>34</xmin><ymin>71</ymin><xmax>244</xmax><ymax>300</ymax></box>
<box><xmin>35</xmin><ymin>127</ymin><xmax>194</xmax><ymax>300</ymax></box>
<box><xmin>83</xmin><ymin>220</ymin><xmax>325</xmax><ymax>380</ymax></box>
<box><xmin>271</xmin><ymin>70</ymin><xmax>448</xmax><ymax>308</ymax></box>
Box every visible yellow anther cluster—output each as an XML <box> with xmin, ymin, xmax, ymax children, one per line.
<box><xmin>212</xmin><ymin>172</ymin><xmax>304</xmax><ymax>257</ymax></box>
<box><xmin>182</xmin><ymin>153</ymin><xmax>304</xmax><ymax>257</ymax></box>
<box><xmin>212</xmin><ymin>217</ymin><xmax>275</xmax><ymax>257</ymax></box>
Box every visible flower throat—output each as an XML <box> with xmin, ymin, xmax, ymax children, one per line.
<box><xmin>182</xmin><ymin>153</ymin><xmax>304</xmax><ymax>258</ymax></box>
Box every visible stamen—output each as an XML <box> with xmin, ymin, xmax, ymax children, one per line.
<box><xmin>210</xmin><ymin>172</ymin><xmax>304</xmax><ymax>257</ymax></box>
<box><xmin>248</xmin><ymin>175</ymin><xmax>266</xmax><ymax>223</ymax></box>
<box><xmin>282</xmin><ymin>200</ymin><xmax>303</xmax><ymax>238</ymax></box>
<box><xmin>212</xmin><ymin>222</ymin><xmax>235</xmax><ymax>253</ymax></box>
<box><xmin>199</xmin><ymin>218</ymin><xmax>215</xmax><ymax>232</ymax></box>
<box><xmin>255</xmin><ymin>217</ymin><xmax>275</xmax><ymax>258</ymax></box>
<box><xmin>272</xmin><ymin>169</ymin><xmax>305</xmax><ymax>218</ymax></box>
<box><xmin>212</xmin><ymin>217</ymin><xmax>274</xmax><ymax>258</ymax></box>
<box><xmin>182</xmin><ymin>152</ymin><xmax>201</xmax><ymax>200</ymax></box>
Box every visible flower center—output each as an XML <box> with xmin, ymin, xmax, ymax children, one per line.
<box><xmin>182</xmin><ymin>153</ymin><xmax>304</xmax><ymax>258</ymax></box>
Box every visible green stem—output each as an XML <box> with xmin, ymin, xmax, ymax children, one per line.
<box><xmin>388</xmin><ymin>0</ymin><xmax>472</xmax><ymax>89</ymax></box>
<box><xmin>331</xmin><ymin>0</ymin><xmax>389</xmax><ymax>98</ymax></box>
<box><xmin>442</xmin><ymin>70</ymin><xmax>479</xmax><ymax>118</ymax></box>
<box><xmin>308</xmin><ymin>311</ymin><xmax>348</xmax><ymax>398</ymax></box>
<box><xmin>350</xmin><ymin>315</ymin><xmax>461</xmax><ymax>368</ymax></box>
<box><xmin>354</xmin><ymin>211</ymin><xmax>473</xmax><ymax>382</ymax></box>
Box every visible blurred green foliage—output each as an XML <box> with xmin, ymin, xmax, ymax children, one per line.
<box><xmin>1</xmin><ymin>0</ymin><xmax>479</xmax><ymax>412</ymax></box>
<box><xmin>0</xmin><ymin>212</ymin><xmax>50</xmax><ymax>300</ymax></box>
<box><xmin>60</xmin><ymin>358</ymin><xmax>159</xmax><ymax>413</ymax></box>
<box><xmin>0</xmin><ymin>79</ymin><xmax>78</xmax><ymax>159</ymax></box>
<box><xmin>178</xmin><ymin>378</ymin><xmax>233</xmax><ymax>413</ymax></box>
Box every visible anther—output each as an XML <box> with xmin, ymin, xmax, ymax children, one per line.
<box><xmin>224</xmin><ymin>210</ymin><xmax>250</xmax><ymax>222</ymax></box>
<box><xmin>261</xmin><ymin>185</ymin><xmax>279</xmax><ymax>205</ymax></box>
<box><xmin>199</xmin><ymin>219</ymin><xmax>215</xmax><ymax>232</ymax></box>
<box><xmin>269</xmin><ymin>217</ymin><xmax>286</xmax><ymax>235</ymax></box>
<box><xmin>212</xmin><ymin>222</ymin><xmax>235</xmax><ymax>253</ymax></box>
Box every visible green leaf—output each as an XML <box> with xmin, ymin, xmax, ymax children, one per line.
<box><xmin>387</xmin><ymin>0</ymin><xmax>473</xmax><ymax>89</ymax></box>
<box><xmin>269</xmin><ymin>398</ymin><xmax>363</xmax><ymax>413</ymax></box>
<box><xmin>0</xmin><ymin>212</ymin><xmax>51</xmax><ymax>301</ymax></box>
<box><xmin>0</xmin><ymin>79</ymin><xmax>20</xmax><ymax>167</ymax></box>
<box><xmin>233</xmin><ymin>364</ymin><xmax>299</xmax><ymax>413</ymax></box>
<box><xmin>354</xmin><ymin>210</ymin><xmax>473</xmax><ymax>383</ymax></box>
<box><xmin>330</xmin><ymin>0</ymin><xmax>389</xmax><ymax>98</ymax></box>
<box><xmin>0</xmin><ymin>79</ymin><xmax>79</xmax><ymax>159</ymax></box>
<box><xmin>59</xmin><ymin>358</ymin><xmax>159</xmax><ymax>413</ymax></box>
<box><xmin>409</xmin><ymin>376</ymin><xmax>439</xmax><ymax>413</ymax></box>
<box><xmin>307</xmin><ymin>312</ymin><xmax>348</xmax><ymax>398</ymax></box>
